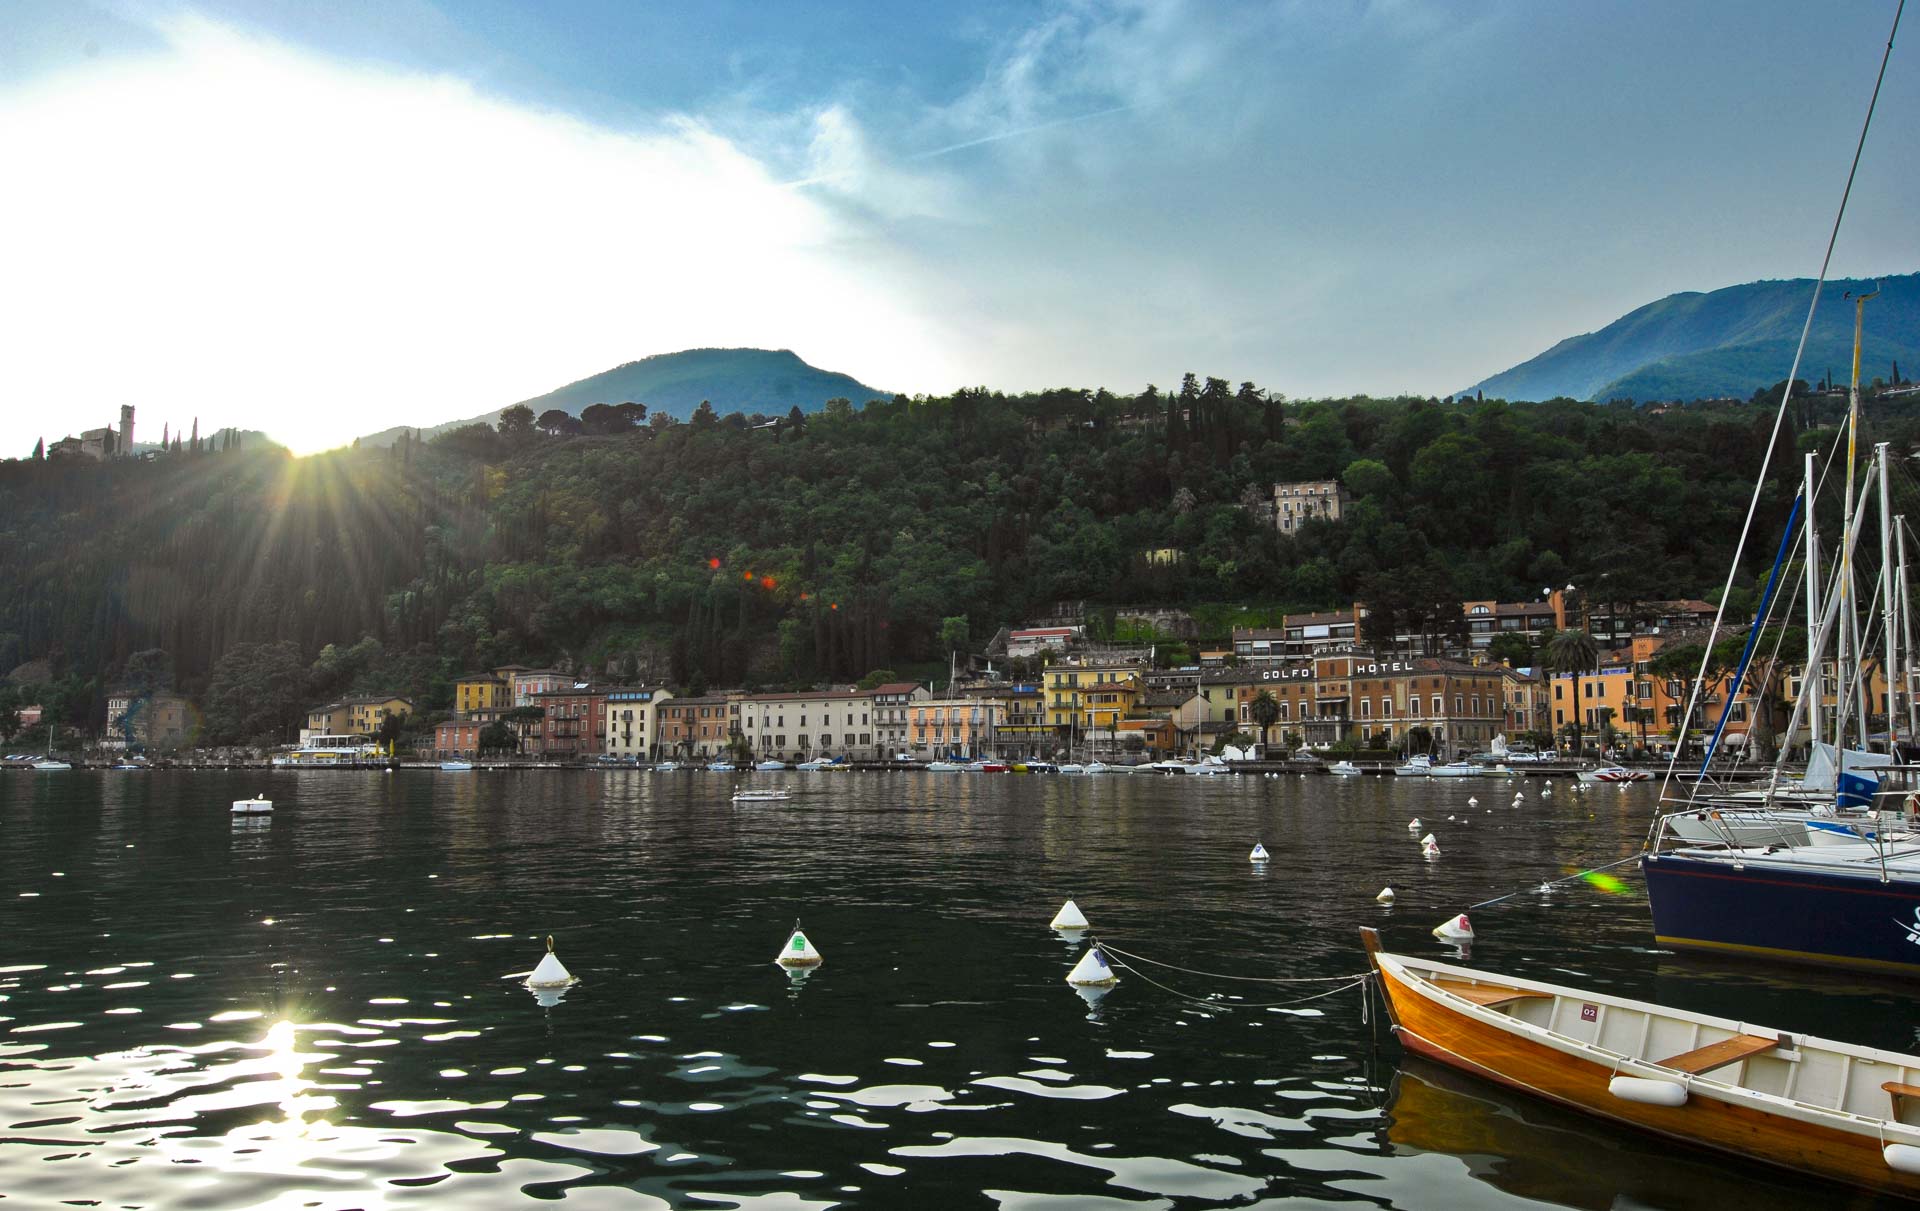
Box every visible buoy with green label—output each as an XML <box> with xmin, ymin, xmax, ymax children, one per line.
<box><xmin>776</xmin><ymin>919</ymin><xmax>823</xmax><ymax>968</ymax></box>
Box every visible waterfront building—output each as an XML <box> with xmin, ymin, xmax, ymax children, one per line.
<box><xmin>739</xmin><ymin>688</ymin><xmax>875</xmax><ymax>761</ymax></box>
<box><xmin>606</xmin><ymin>686</ymin><xmax>674</xmax><ymax>761</ymax></box>
<box><xmin>1043</xmin><ymin>665</ymin><xmax>1138</xmax><ymax>730</ymax></box>
<box><xmin>976</xmin><ymin>682</ymin><xmax>1047</xmax><ymax>756</ymax></box>
<box><xmin>302</xmin><ymin>694</ymin><xmax>412</xmax><ymax>743</ymax></box>
<box><xmin>1271</xmin><ymin>480</ymin><xmax>1350</xmax><ymax>535</ymax></box>
<box><xmin>531</xmin><ymin>686</ymin><xmax>611</xmax><ymax>758</ymax></box>
<box><xmin>659</xmin><ymin>695</ymin><xmax>735</xmax><ymax>759</ymax></box>
<box><xmin>434</xmin><ymin>719</ymin><xmax>483</xmax><ymax>758</ymax></box>
<box><xmin>103</xmin><ymin>688</ymin><xmax>195</xmax><ymax>752</ymax></box>
<box><xmin>1239</xmin><ymin>650</ymin><xmax>1504</xmax><ymax>755</ymax></box>
<box><xmin>908</xmin><ymin>698</ymin><xmax>1002</xmax><ymax>758</ymax></box>
<box><xmin>869</xmin><ymin>682</ymin><xmax>930</xmax><ymax>754</ymax></box>
<box><xmin>1500</xmin><ymin>667</ymin><xmax>1548</xmax><ymax>738</ymax></box>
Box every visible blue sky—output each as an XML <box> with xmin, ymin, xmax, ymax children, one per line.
<box><xmin>3</xmin><ymin>1</ymin><xmax>1915</xmax><ymax>453</ymax></box>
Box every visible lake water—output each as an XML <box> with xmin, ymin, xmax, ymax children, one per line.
<box><xmin>0</xmin><ymin>769</ymin><xmax>1906</xmax><ymax>1209</ymax></box>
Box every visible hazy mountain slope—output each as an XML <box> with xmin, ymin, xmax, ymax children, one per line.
<box><xmin>363</xmin><ymin>347</ymin><xmax>887</xmax><ymax>447</ymax></box>
<box><xmin>1469</xmin><ymin>273</ymin><xmax>1920</xmax><ymax>402</ymax></box>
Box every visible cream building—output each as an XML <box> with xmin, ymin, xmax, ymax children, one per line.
<box><xmin>740</xmin><ymin>689</ymin><xmax>877</xmax><ymax>761</ymax></box>
<box><xmin>605</xmin><ymin>686</ymin><xmax>675</xmax><ymax>761</ymax></box>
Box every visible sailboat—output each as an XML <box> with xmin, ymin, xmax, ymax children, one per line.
<box><xmin>32</xmin><ymin>723</ymin><xmax>69</xmax><ymax>770</ymax></box>
<box><xmin>1643</xmin><ymin>270</ymin><xmax>1920</xmax><ymax>974</ymax></box>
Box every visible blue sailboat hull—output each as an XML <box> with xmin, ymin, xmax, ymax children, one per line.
<box><xmin>1641</xmin><ymin>852</ymin><xmax>1920</xmax><ymax>976</ymax></box>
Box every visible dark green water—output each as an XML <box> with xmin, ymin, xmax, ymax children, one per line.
<box><xmin>0</xmin><ymin>769</ymin><xmax>1905</xmax><ymax>1208</ymax></box>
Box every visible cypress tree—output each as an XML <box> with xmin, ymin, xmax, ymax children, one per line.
<box><xmin>31</xmin><ymin>437</ymin><xmax>44</xmax><ymax>461</ymax></box>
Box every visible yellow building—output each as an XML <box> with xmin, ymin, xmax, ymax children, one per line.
<box><xmin>455</xmin><ymin>673</ymin><xmax>511</xmax><ymax>716</ymax></box>
<box><xmin>341</xmin><ymin>695</ymin><xmax>413</xmax><ymax>734</ymax></box>
<box><xmin>1044</xmin><ymin>666</ymin><xmax>1140</xmax><ymax>729</ymax></box>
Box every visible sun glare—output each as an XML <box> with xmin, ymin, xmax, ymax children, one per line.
<box><xmin>0</xmin><ymin>17</ymin><xmax>957</xmax><ymax>457</ymax></box>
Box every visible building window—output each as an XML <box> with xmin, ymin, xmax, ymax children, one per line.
<box><xmin>1431</xmin><ymin>695</ymin><xmax>1443</xmax><ymax>716</ymax></box>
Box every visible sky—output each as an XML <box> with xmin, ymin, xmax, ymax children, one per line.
<box><xmin>1</xmin><ymin>1</ymin><xmax>1915</xmax><ymax>455</ymax></box>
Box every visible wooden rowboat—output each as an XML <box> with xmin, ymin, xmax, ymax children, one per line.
<box><xmin>1361</xmin><ymin>927</ymin><xmax>1920</xmax><ymax>1198</ymax></box>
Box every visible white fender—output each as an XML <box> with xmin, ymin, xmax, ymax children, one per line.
<box><xmin>1608</xmin><ymin>1076</ymin><xmax>1687</xmax><ymax>1106</ymax></box>
<box><xmin>1884</xmin><ymin>1143</ymin><xmax>1920</xmax><ymax>1174</ymax></box>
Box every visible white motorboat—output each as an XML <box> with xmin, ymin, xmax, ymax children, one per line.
<box><xmin>732</xmin><ymin>788</ymin><xmax>791</xmax><ymax>802</ymax></box>
<box><xmin>439</xmin><ymin>760</ymin><xmax>473</xmax><ymax>771</ymax></box>
<box><xmin>754</xmin><ymin>760</ymin><xmax>789</xmax><ymax>771</ymax></box>
<box><xmin>1428</xmin><ymin>760</ymin><xmax>1480</xmax><ymax>777</ymax></box>
<box><xmin>706</xmin><ymin>761</ymin><xmax>737</xmax><ymax>772</ymax></box>
<box><xmin>795</xmin><ymin>758</ymin><xmax>832</xmax><ymax>771</ymax></box>
<box><xmin>1577</xmin><ymin>765</ymin><xmax>1653</xmax><ymax>783</ymax></box>
<box><xmin>1393</xmin><ymin>754</ymin><xmax>1433</xmax><ymax>776</ymax></box>
<box><xmin>1328</xmin><ymin>760</ymin><xmax>1362</xmax><ymax>776</ymax></box>
<box><xmin>31</xmin><ymin>759</ymin><xmax>72</xmax><ymax>770</ymax></box>
<box><xmin>1083</xmin><ymin>761</ymin><xmax>1116</xmax><ymax>774</ymax></box>
<box><xmin>230</xmin><ymin>795</ymin><xmax>273</xmax><ymax>814</ymax></box>
<box><xmin>1058</xmin><ymin>763</ymin><xmax>1086</xmax><ymax>775</ymax></box>
<box><xmin>653</xmin><ymin>761</ymin><xmax>687</xmax><ymax>772</ymax></box>
<box><xmin>926</xmin><ymin>760</ymin><xmax>966</xmax><ymax>772</ymax></box>
<box><xmin>1184</xmin><ymin>757</ymin><xmax>1232</xmax><ymax>776</ymax></box>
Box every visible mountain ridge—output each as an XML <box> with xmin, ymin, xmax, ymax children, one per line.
<box><xmin>1468</xmin><ymin>272</ymin><xmax>1920</xmax><ymax>403</ymax></box>
<box><xmin>361</xmin><ymin>347</ymin><xmax>888</xmax><ymax>447</ymax></box>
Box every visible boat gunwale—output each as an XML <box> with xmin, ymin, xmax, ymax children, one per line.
<box><xmin>1373</xmin><ymin>948</ymin><xmax>1920</xmax><ymax>1141</ymax></box>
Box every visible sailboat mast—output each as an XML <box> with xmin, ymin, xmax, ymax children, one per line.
<box><xmin>1880</xmin><ymin>443</ymin><xmax>1899</xmax><ymax>752</ymax></box>
<box><xmin>1844</xmin><ymin>288</ymin><xmax>1878</xmax><ymax>748</ymax></box>
<box><xmin>1902</xmin><ymin>517</ymin><xmax>1918</xmax><ymax>739</ymax></box>
<box><xmin>1805</xmin><ymin>451</ymin><xmax>1822</xmax><ymax>742</ymax></box>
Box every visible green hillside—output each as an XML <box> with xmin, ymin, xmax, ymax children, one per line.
<box><xmin>362</xmin><ymin>348</ymin><xmax>886</xmax><ymax>446</ymax></box>
<box><xmin>1470</xmin><ymin>273</ymin><xmax>1920</xmax><ymax>402</ymax></box>
<box><xmin>16</xmin><ymin>378</ymin><xmax>1920</xmax><ymax>745</ymax></box>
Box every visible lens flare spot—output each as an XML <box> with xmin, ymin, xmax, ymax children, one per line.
<box><xmin>1581</xmin><ymin>871</ymin><xmax>1629</xmax><ymax>895</ymax></box>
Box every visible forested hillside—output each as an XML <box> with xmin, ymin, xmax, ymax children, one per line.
<box><xmin>7</xmin><ymin>376</ymin><xmax>1916</xmax><ymax>744</ymax></box>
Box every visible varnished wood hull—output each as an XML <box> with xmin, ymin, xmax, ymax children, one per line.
<box><xmin>1375</xmin><ymin>953</ymin><xmax>1920</xmax><ymax>1200</ymax></box>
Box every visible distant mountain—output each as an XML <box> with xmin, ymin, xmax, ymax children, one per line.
<box><xmin>1467</xmin><ymin>273</ymin><xmax>1920</xmax><ymax>403</ymax></box>
<box><xmin>362</xmin><ymin>348</ymin><xmax>887</xmax><ymax>447</ymax></box>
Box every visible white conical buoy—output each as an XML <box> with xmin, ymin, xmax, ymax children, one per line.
<box><xmin>527</xmin><ymin>936</ymin><xmax>576</xmax><ymax>989</ymax></box>
<box><xmin>1250</xmin><ymin>842</ymin><xmax>1270</xmax><ymax>863</ymax></box>
<box><xmin>1422</xmin><ymin>838</ymin><xmax>1440</xmax><ymax>857</ymax></box>
<box><xmin>1376</xmin><ymin>887</ymin><xmax>1395</xmax><ymax>904</ymax></box>
<box><xmin>1468</xmin><ymin>796</ymin><xmax>1478</xmax><ymax>806</ymax></box>
<box><xmin>1432</xmin><ymin>913</ymin><xmax>1473</xmax><ymax>941</ymax></box>
<box><xmin>1407</xmin><ymin>818</ymin><xmax>1422</xmax><ymax>832</ymax></box>
<box><xmin>776</xmin><ymin>920</ymin><xmax>823</xmax><ymax>968</ymax></box>
<box><xmin>1050</xmin><ymin>899</ymin><xmax>1090</xmax><ymax>931</ymax></box>
<box><xmin>1419</xmin><ymin>833</ymin><xmax>1437</xmax><ymax>847</ymax></box>
<box><xmin>1065</xmin><ymin>945</ymin><xmax>1118</xmax><ymax>987</ymax></box>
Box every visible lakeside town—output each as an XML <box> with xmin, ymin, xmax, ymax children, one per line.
<box><xmin>7</xmin><ymin>574</ymin><xmax>1840</xmax><ymax>770</ymax></box>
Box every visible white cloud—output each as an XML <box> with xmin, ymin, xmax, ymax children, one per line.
<box><xmin>0</xmin><ymin>17</ymin><xmax>962</xmax><ymax>454</ymax></box>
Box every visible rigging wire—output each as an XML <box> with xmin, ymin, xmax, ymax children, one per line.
<box><xmin>1659</xmin><ymin>0</ymin><xmax>1906</xmax><ymax>804</ymax></box>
